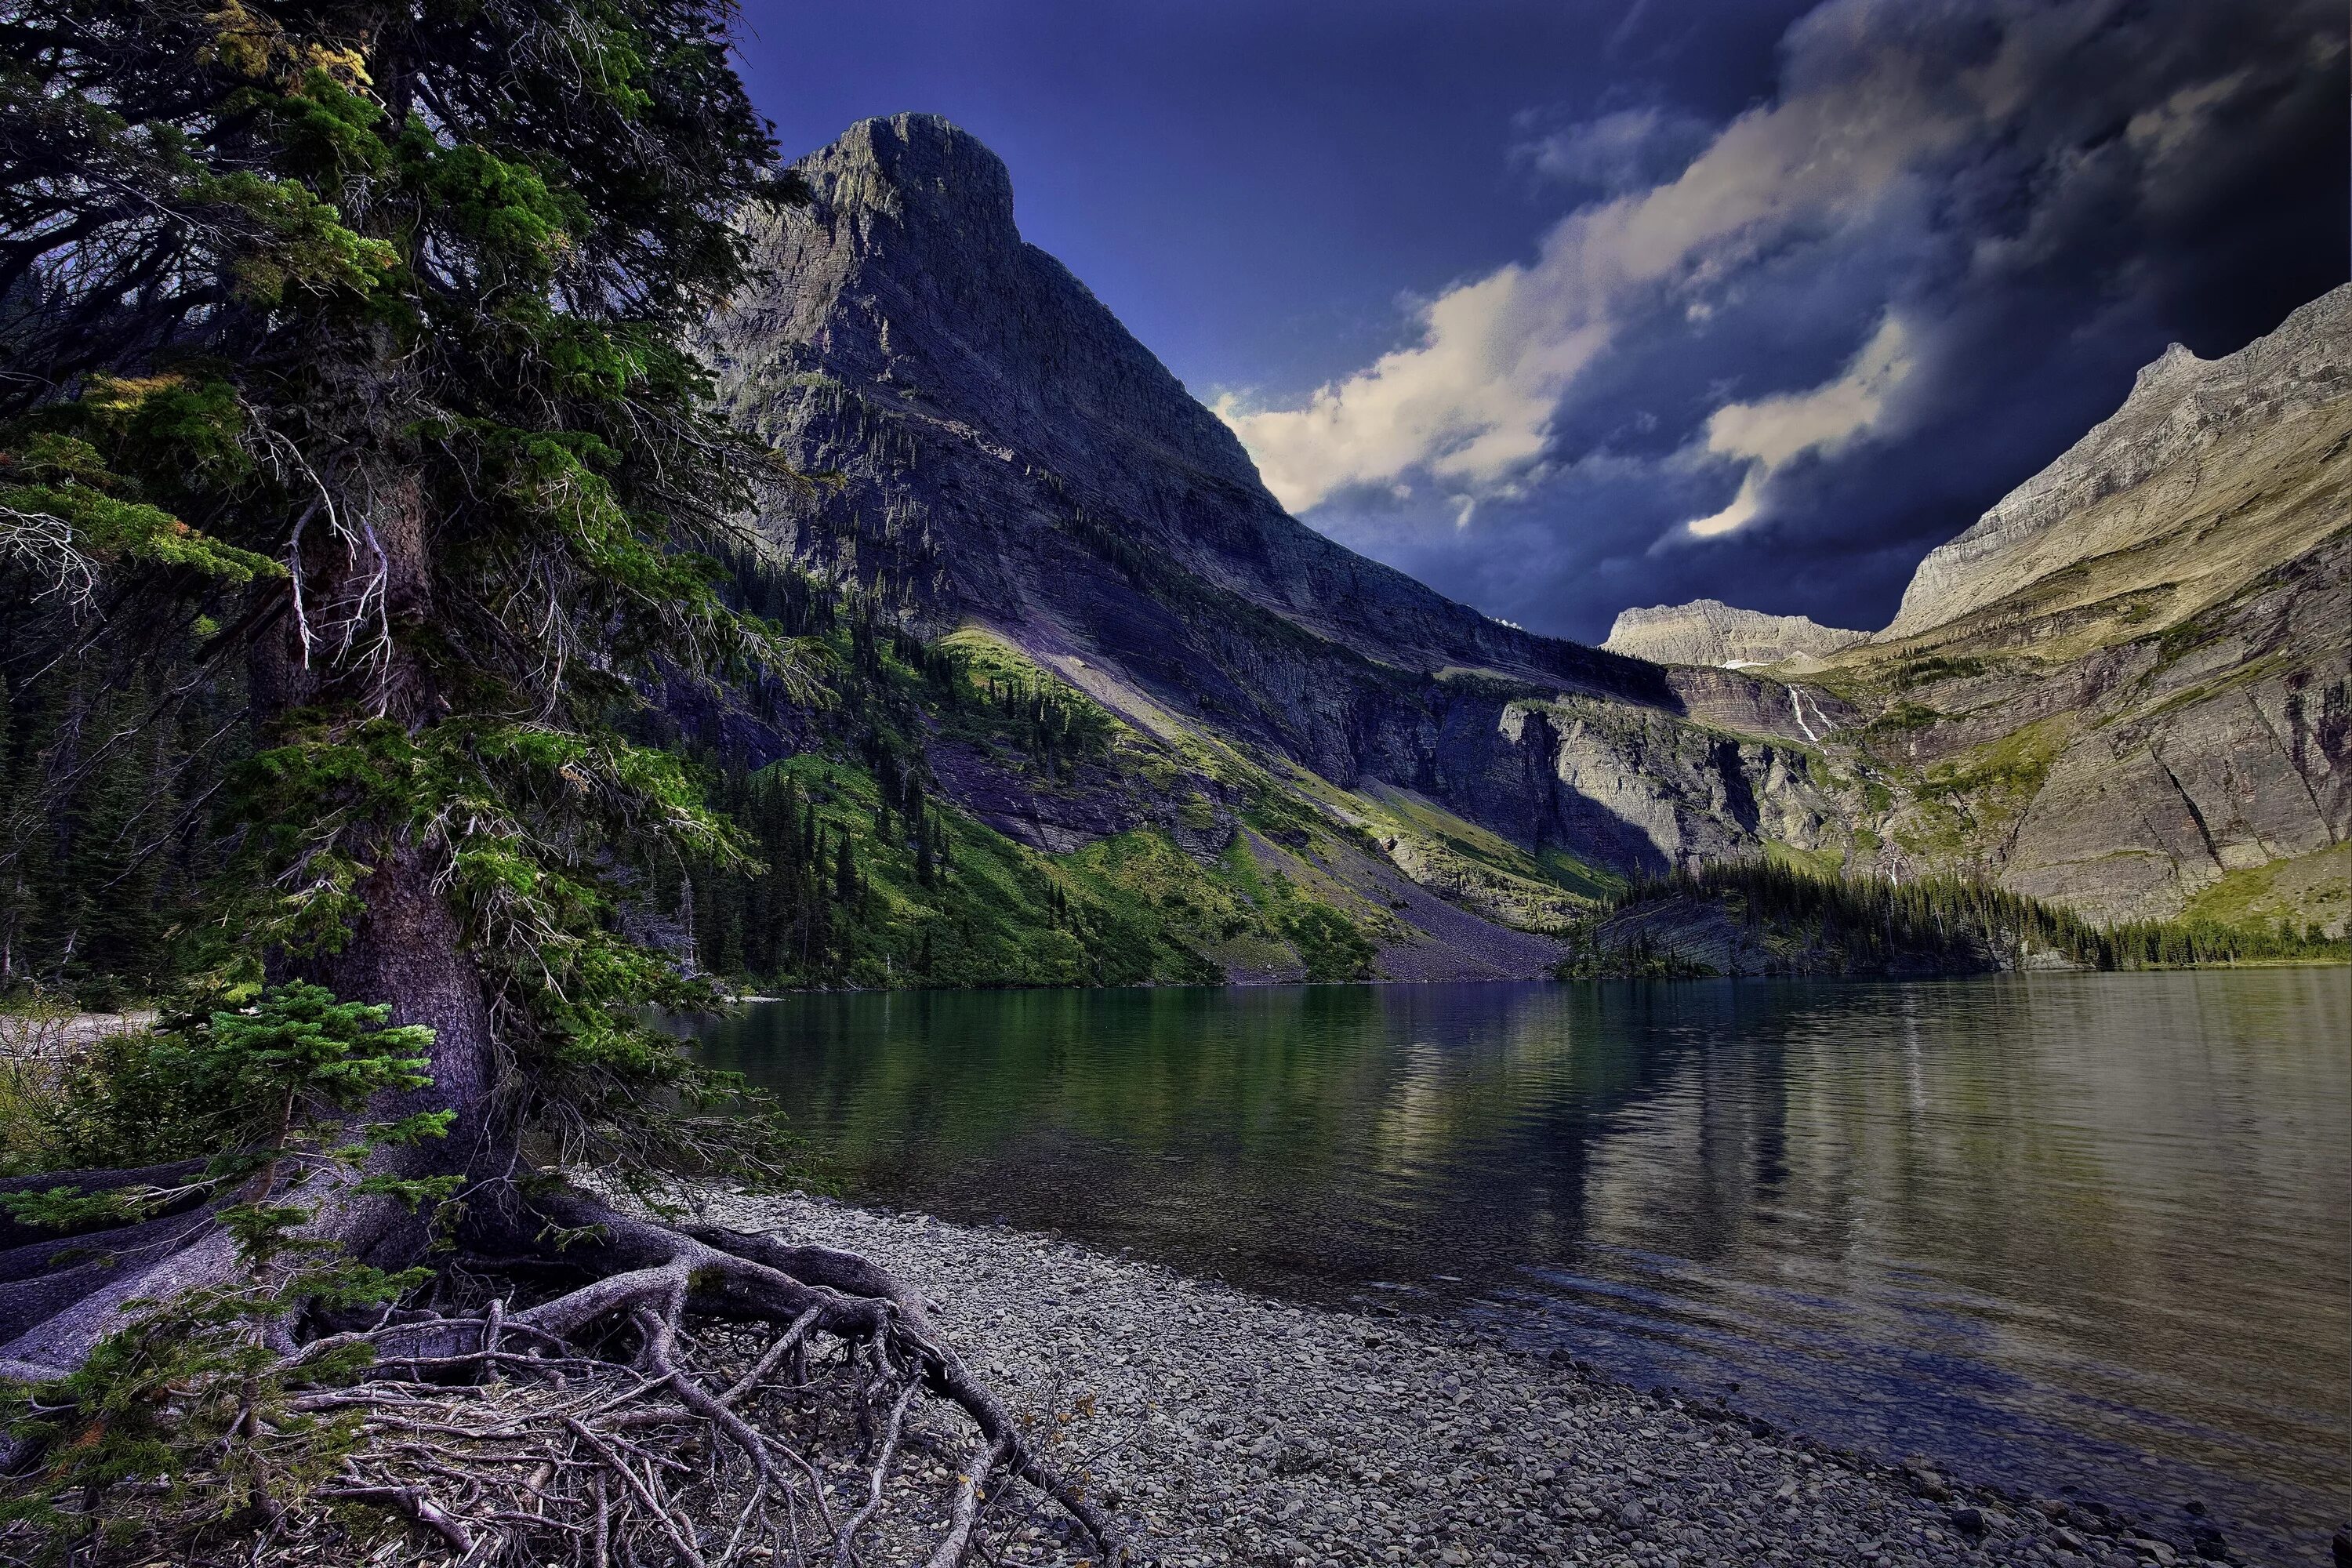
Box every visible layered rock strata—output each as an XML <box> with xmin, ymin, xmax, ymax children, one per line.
<box><xmin>1603</xmin><ymin>599</ymin><xmax>1867</xmax><ymax>667</ymax></box>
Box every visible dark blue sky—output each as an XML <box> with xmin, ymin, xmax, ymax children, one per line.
<box><xmin>733</xmin><ymin>1</ymin><xmax>2347</xmax><ymax>644</ymax></box>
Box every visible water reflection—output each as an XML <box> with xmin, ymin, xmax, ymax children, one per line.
<box><xmin>689</xmin><ymin>971</ymin><xmax>2350</xmax><ymax>1560</ymax></box>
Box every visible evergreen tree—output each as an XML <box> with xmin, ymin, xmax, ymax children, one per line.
<box><xmin>0</xmin><ymin>5</ymin><xmax>1116</xmax><ymax>1555</ymax></box>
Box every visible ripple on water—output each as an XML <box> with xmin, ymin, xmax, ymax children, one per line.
<box><xmin>688</xmin><ymin>969</ymin><xmax>2351</xmax><ymax>1563</ymax></box>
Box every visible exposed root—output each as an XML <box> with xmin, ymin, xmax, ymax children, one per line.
<box><xmin>0</xmin><ymin>1191</ymin><xmax>1127</xmax><ymax>1568</ymax></box>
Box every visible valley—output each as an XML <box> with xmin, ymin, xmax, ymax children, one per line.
<box><xmin>677</xmin><ymin>114</ymin><xmax>2349</xmax><ymax>989</ymax></box>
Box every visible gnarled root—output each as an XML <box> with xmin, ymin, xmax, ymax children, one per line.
<box><xmin>0</xmin><ymin>1189</ymin><xmax>1128</xmax><ymax>1568</ymax></box>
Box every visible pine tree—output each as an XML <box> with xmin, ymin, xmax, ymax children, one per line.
<box><xmin>0</xmin><ymin>5</ymin><xmax>1116</xmax><ymax>1555</ymax></box>
<box><xmin>833</xmin><ymin>831</ymin><xmax>856</xmax><ymax>904</ymax></box>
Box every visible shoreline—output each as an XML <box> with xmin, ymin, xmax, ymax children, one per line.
<box><xmin>712</xmin><ymin>957</ymin><xmax>2349</xmax><ymax>1008</ymax></box>
<box><xmin>681</xmin><ymin>1185</ymin><xmax>2234</xmax><ymax>1568</ymax></box>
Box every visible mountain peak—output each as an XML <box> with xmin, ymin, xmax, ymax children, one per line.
<box><xmin>1882</xmin><ymin>281</ymin><xmax>2352</xmax><ymax>640</ymax></box>
<box><xmin>1602</xmin><ymin>599</ymin><xmax>1866</xmax><ymax>667</ymax></box>
<box><xmin>798</xmin><ymin>114</ymin><xmax>1015</xmax><ymax>239</ymax></box>
<box><xmin>710</xmin><ymin>118</ymin><xmax>1660</xmax><ymax>761</ymax></box>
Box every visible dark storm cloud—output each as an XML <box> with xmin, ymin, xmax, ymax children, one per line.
<box><xmin>1214</xmin><ymin>0</ymin><xmax>2347</xmax><ymax>642</ymax></box>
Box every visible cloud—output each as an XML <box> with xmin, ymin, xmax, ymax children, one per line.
<box><xmin>1217</xmin><ymin>0</ymin><xmax>2002</xmax><ymax>513</ymax></box>
<box><xmin>1683</xmin><ymin>312</ymin><xmax>1915</xmax><ymax>537</ymax></box>
<box><xmin>1210</xmin><ymin>260</ymin><xmax>1573</xmax><ymax>513</ymax></box>
<box><xmin>1214</xmin><ymin>0</ymin><xmax>2343</xmax><ymax>562</ymax></box>
<box><xmin>1512</xmin><ymin>104</ymin><xmax>1714</xmax><ymax>195</ymax></box>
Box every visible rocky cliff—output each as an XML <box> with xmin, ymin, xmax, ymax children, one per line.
<box><xmin>1652</xmin><ymin>285</ymin><xmax>2352</xmax><ymax>931</ymax></box>
<box><xmin>702</xmin><ymin>115</ymin><xmax>1849</xmax><ymax>976</ymax></box>
<box><xmin>708</xmin><ymin>114</ymin><xmax>1642</xmax><ymax>698</ymax></box>
<box><xmin>1603</xmin><ymin>599</ymin><xmax>1867</xmax><ymax>667</ymax></box>
<box><xmin>1885</xmin><ymin>286</ymin><xmax>2352</xmax><ymax>641</ymax></box>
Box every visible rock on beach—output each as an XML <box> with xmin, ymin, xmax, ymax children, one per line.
<box><xmin>682</xmin><ymin>1189</ymin><xmax>2213</xmax><ymax>1568</ymax></box>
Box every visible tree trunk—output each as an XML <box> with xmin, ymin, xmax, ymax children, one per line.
<box><xmin>2</xmin><ymin>454</ymin><xmax>500</xmax><ymax>1371</ymax></box>
<box><xmin>0</xmin><ymin>460</ymin><xmax>1128</xmax><ymax>1563</ymax></box>
<box><xmin>315</xmin><ymin>846</ymin><xmax>499</xmax><ymax>1179</ymax></box>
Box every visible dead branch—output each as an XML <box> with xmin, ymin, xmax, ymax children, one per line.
<box><xmin>0</xmin><ymin>1188</ymin><xmax>1132</xmax><ymax>1568</ymax></box>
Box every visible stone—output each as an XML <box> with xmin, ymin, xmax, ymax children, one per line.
<box><xmin>1883</xmin><ymin>286</ymin><xmax>2352</xmax><ymax>640</ymax></box>
<box><xmin>1603</xmin><ymin>599</ymin><xmax>1867</xmax><ymax>668</ymax></box>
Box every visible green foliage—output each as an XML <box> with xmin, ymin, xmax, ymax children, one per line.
<box><xmin>935</xmin><ymin>661</ymin><xmax>1116</xmax><ymax>782</ymax></box>
<box><xmin>4</xmin><ymin>1034</ymin><xmax>202</xmax><ymax>1179</ymax></box>
<box><xmin>1270</xmin><ymin>898</ymin><xmax>1377</xmax><ymax>982</ymax></box>
<box><xmin>2174</xmin><ymin>842</ymin><xmax>2352</xmax><ymax>936</ymax></box>
<box><xmin>678</xmin><ymin>755</ymin><xmax>1176</xmax><ymax>990</ymax></box>
<box><xmin>1762</xmin><ymin>839</ymin><xmax>1846</xmax><ymax>880</ymax></box>
<box><xmin>1</xmin><ymin>982</ymin><xmax>449</xmax><ymax>1542</ymax></box>
<box><xmin>1867</xmin><ymin>700</ymin><xmax>1944</xmax><ymax>738</ymax></box>
<box><xmin>1592</xmin><ymin>859</ymin><xmax>2351</xmax><ymax>975</ymax></box>
<box><xmin>1885</xmin><ymin>655</ymin><xmax>1990</xmax><ymax>691</ymax></box>
<box><xmin>1</xmin><ymin>381</ymin><xmax>284</xmax><ymax>590</ymax></box>
<box><xmin>1065</xmin><ymin>829</ymin><xmax>1381</xmax><ymax>985</ymax></box>
<box><xmin>183</xmin><ymin>982</ymin><xmax>434</xmax><ymax>1115</ymax></box>
<box><xmin>0</xmin><ymin>601</ymin><xmax>249</xmax><ymax>1003</ymax></box>
<box><xmin>2</xmin><ymin>982</ymin><xmax>437</xmax><ymax>1200</ymax></box>
<box><xmin>1911</xmin><ymin>715</ymin><xmax>2070</xmax><ymax>811</ymax></box>
<box><xmin>0</xmin><ymin>0</ymin><xmax>808</xmax><ymax>1156</ymax></box>
<box><xmin>0</xmin><ymin>1277</ymin><xmax>379</xmax><ymax>1551</ymax></box>
<box><xmin>1554</xmin><ymin>926</ymin><xmax>1719</xmax><ymax>979</ymax></box>
<box><xmin>673</xmin><ymin>740</ymin><xmax>1392</xmax><ymax>992</ymax></box>
<box><xmin>659</xmin><ymin>550</ymin><xmax>1388</xmax><ymax>989</ymax></box>
<box><xmin>0</xmin><ymin>8</ymin><xmax>835</xmax><ymax>1552</ymax></box>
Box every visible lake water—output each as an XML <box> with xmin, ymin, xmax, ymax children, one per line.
<box><xmin>689</xmin><ymin>971</ymin><xmax>2350</xmax><ymax>1563</ymax></box>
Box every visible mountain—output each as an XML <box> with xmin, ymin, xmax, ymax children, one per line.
<box><xmin>700</xmin><ymin>115</ymin><xmax>1855</xmax><ymax>978</ymax></box>
<box><xmin>1883</xmin><ymin>287</ymin><xmax>2352</xmax><ymax>641</ymax></box>
<box><xmin>1668</xmin><ymin>285</ymin><xmax>2352</xmax><ymax>931</ymax></box>
<box><xmin>701</xmin><ymin>114</ymin><xmax>2344</xmax><ymax>969</ymax></box>
<box><xmin>1603</xmin><ymin>600</ymin><xmax>1867</xmax><ymax>669</ymax></box>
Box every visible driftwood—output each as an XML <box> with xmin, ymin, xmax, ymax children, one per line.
<box><xmin>0</xmin><ymin>1185</ymin><xmax>1121</xmax><ymax>1568</ymax></box>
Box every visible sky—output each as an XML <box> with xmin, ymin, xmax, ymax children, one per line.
<box><xmin>731</xmin><ymin>0</ymin><xmax>2348</xmax><ymax>644</ymax></box>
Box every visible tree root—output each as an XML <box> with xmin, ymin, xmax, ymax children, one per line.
<box><xmin>0</xmin><ymin>1189</ymin><xmax>1129</xmax><ymax>1568</ymax></box>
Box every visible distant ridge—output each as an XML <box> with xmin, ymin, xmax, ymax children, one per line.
<box><xmin>712</xmin><ymin>117</ymin><xmax>2347</xmax><ymax>939</ymax></box>
<box><xmin>1882</xmin><ymin>283</ymin><xmax>2352</xmax><ymax>639</ymax></box>
<box><xmin>1602</xmin><ymin>598</ymin><xmax>1867</xmax><ymax>668</ymax></box>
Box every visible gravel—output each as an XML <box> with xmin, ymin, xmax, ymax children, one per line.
<box><xmin>684</xmin><ymin>1187</ymin><xmax>2241</xmax><ymax>1568</ymax></box>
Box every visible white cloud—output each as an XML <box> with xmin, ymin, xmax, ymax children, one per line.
<box><xmin>1684</xmin><ymin>313</ymin><xmax>1915</xmax><ymax>537</ymax></box>
<box><xmin>1212</xmin><ymin>0</ymin><xmax>2166</xmax><ymax>519</ymax></box>
<box><xmin>1514</xmin><ymin>105</ymin><xmax>1713</xmax><ymax>194</ymax></box>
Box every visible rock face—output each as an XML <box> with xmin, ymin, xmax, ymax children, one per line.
<box><xmin>706</xmin><ymin>114</ymin><xmax>2343</xmax><ymax>940</ymax></box>
<box><xmin>707</xmin><ymin>114</ymin><xmax>1639</xmax><ymax>701</ymax></box>
<box><xmin>1603</xmin><ymin>599</ymin><xmax>1867</xmax><ymax>667</ymax></box>
<box><xmin>703</xmin><ymin>115</ymin><xmax>1846</xmax><ymax>968</ymax></box>
<box><xmin>1853</xmin><ymin>291</ymin><xmax>2352</xmax><ymax>925</ymax></box>
<box><xmin>1615</xmin><ymin>287</ymin><xmax>2352</xmax><ymax>929</ymax></box>
<box><xmin>1885</xmin><ymin>285</ymin><xmax>2352</xmax><ymax>640</ymax></box>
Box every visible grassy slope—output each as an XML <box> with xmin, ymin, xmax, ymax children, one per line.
<box><xmin>1776</xmin><ymin>400</ymin><xmax>2352</xmax><ymax>926</ymax></box>
<box><xmin>702</xmin><ymin>604</ymin><xmax>1642</xmax><ymax>992</ymax></box>
<box><xmin>2176</xmin><ymin>841</ymin><xmax>2352</xmax><ymax>935</ymax></box>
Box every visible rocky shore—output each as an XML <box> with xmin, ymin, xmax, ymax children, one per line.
<box><xmin>681</xmin><ymin>1188</ymin><xmax>2234</xmax><ymax>1568</ymax></box>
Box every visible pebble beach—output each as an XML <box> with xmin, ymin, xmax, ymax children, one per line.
<box><xmin>683</xmin><ymin>1189</ymin><xmax>2235</xmax><ymax>1568</ymax></box>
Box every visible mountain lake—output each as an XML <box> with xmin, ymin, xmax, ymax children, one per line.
<box><xmin>686</xmin><ymin>970</ymin><xmax>2350</xmax><ymax>1562</ymax></box>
